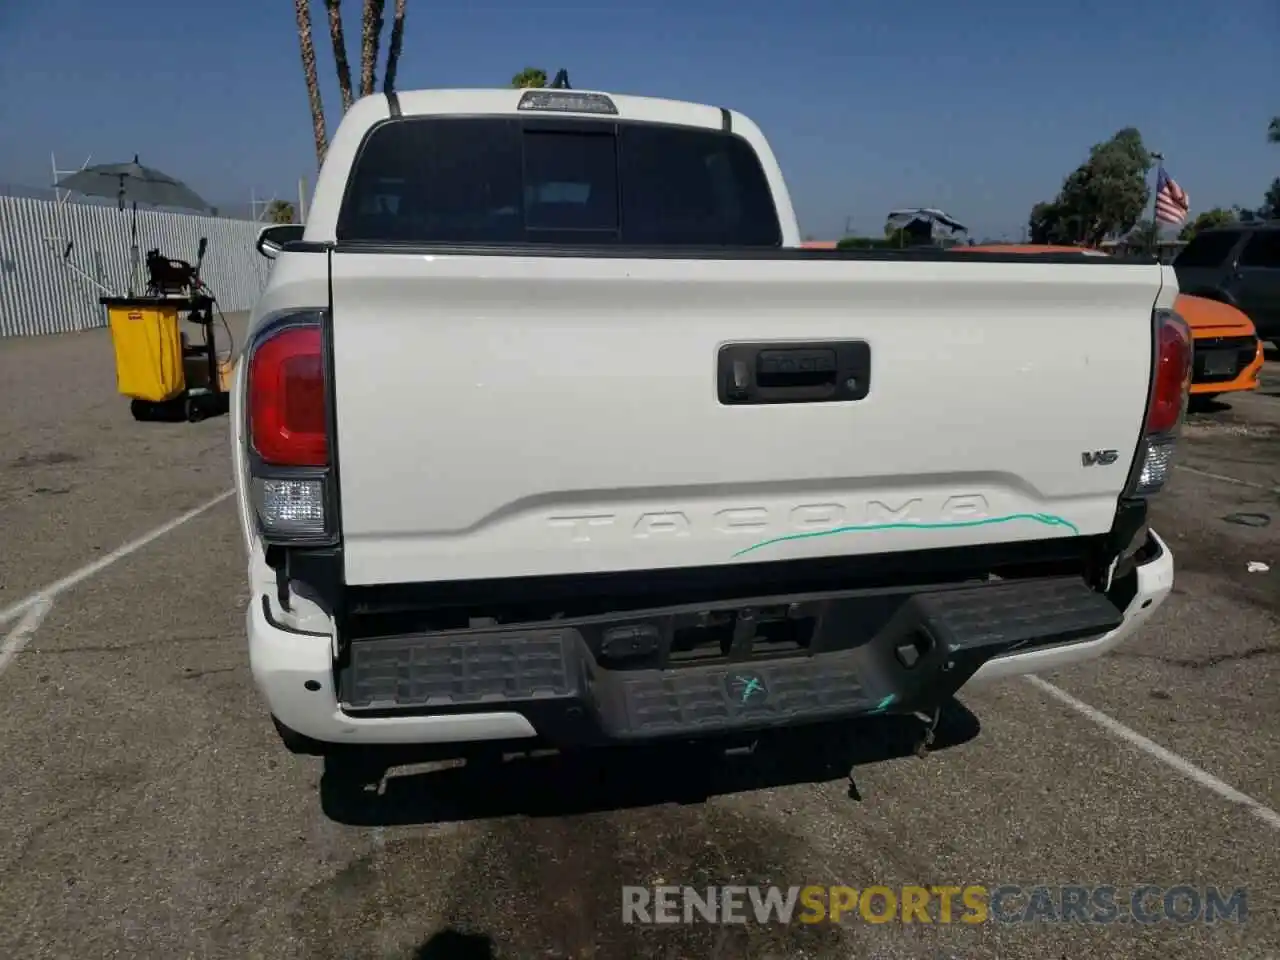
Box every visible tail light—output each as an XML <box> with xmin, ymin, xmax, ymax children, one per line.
<box><xmin>1127</xmin><ymin>308</ymin><xmax>1191</xmax><ymax>497</ymax></box>
<box><xmin>245</xmin><ymin>313</ymin><xmax>335</xmax><ymax>544</ymax></box>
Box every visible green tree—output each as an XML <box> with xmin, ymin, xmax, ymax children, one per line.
<box><xmin>1177</xmin><ymin>208</ymin><xmax>1237</xmax><ymax>241</ymax></box>
<box><xmin>1028</xmin><ymin>201</ymin><xmax>1067</xmax><ymax>244</ymax></box>
<box><xmin>266</xmin><ymin>200</ymin><xmax>297</xmax><ymax>224</ymax></box>
<box><xmin>836</xmin><ymin>235</ymin><xmax>895</xmax><ymax>250</ymax></box>
<box><xmin>1028</xmin><ymin>128</ymin><xmax>1153</xmax><ymax>247</ymax></box>
<box><xmin>512</xmin><ymin>67</ymin><xmax>548</xmax><ymax>88</ymax></box>
<box><xmin>1252</xmin><ymin>118</ymin><xmax>1280</xmax><ymax>218</ymax></box>
<box><xmin>1259</xmin><ymin>178</ymin><xmax>1280</xmax><ymax>220</ymax></box>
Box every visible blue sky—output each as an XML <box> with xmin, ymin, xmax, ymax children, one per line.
<box><xmin>1</xmin><ymin>0</ymin><xmax>1275</xmax><ymax>239</ymax></box>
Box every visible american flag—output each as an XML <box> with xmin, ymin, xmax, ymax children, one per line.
<box><xmin>1154</xmin><ymin>166</ymin><xmax>1190</xmax><ymax>225</ymax></box>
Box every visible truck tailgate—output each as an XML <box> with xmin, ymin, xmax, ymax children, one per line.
<box><xmin>328</xmin><ymin>252</ymin><xmax>1162</xmax><ymax>585</ymax></box>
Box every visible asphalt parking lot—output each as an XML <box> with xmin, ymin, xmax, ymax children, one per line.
<box><xmin>0</xmin><ymin>321</ymin><xmax>1276</xmax><ymax>960</ymax></box>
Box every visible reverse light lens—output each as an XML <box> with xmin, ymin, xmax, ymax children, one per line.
<box><xmin>1133</xmin><ymin>434</ymin><xmax>1176</xmax><ymax>496</ymax></box>
<box><xmin>252</xmin><ymin>477</ymin><xmax>327</xmax><ymax>538</ymax></box>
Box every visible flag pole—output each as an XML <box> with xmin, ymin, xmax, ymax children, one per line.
<box><xmin>1148</xmin><ymin>151</ymin><xmax>1164</xmax><ymax>260</ymax></box>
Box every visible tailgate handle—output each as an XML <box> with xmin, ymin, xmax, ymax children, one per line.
<box><xmin>718</xmin><ymin>341</ymin><xmax>871</xmax><ymax>405</ymax></box>
<box><xmin>757</xmin><ymin>349</ymin><xmax>838</xmax><ymax>389</ymax></box>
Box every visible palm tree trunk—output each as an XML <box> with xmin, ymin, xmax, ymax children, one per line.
<box><xmin>323</xmin><ymin>0</ymin><xmax>355</xmax><ymax>114</ymax></box>
<box><xmin>382</xmin><ymin>0</ymin><xmax>406</xmax><ymax>94</ymax></box>
<box><xmin>359</xmin><ymin>0</ymin><xmax>386</xmax><ymax>98</ymax></box>
<box><xmin>294</xmin><ymin>0</ymin><xmax>328</xmax><ymax>168</ymax></box>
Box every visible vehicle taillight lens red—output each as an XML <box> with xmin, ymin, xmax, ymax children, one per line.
<box><xmin>248</xmin><ymin>325</ymin><xmax>328</xmax><ymax>467</ymax></box>
<box><xmin>1146</xmin><ymin>312</ymin><xmax>1192</xmax><ymax>434</ymax></box>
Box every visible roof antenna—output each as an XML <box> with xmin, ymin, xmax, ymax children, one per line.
<box><xmin>549</xmin><ymin>69</ymin><xmax>571</xmax><ymax>89</ymax></box>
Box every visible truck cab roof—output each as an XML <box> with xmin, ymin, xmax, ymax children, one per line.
<box><xmin>381</xmin><ymin>87</ymin><xmax>740</xmax><ymax>131</ymax></box>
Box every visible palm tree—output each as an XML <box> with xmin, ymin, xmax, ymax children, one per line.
<box><xmin>383</xmin><ymin>0</ymin><xmax>406</xmax><ymax>94</ymax></box>
<box><xmin>294</xmin><ymin>0</ymin><xmax>328</xmax><ymax>167</ymax></box>
<box><xmin>1270</xmin><ymin>117</ymin><xmax>1280</xmax><ymax>144</ymax></box>
<box><xmin>267</xmin><ymin>200</ymin><xmax>298</xmax><ymax>224</ymax></box>
<box><xmin>323</xmin><ymin>0</ymin><xmax>355</xmax><ymax>113</ymax></box>
<box><xmin>360</xmin><ymin>0</ymin><xmax>387</xmax><ymax>97</ymax></box>
<box><xmin>512</xmin><ymin>67</ymin><xmax>547</xmax><ymax>89</ymax></box>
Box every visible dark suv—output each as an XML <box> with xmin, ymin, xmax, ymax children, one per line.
<box><xmin>1173</xmin><ymin>221</ymin><xmax>1280</xmax><ymax>345</ymax></box>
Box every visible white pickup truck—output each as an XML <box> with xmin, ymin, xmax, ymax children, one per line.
<box><xmin>236</xmin><ymin>87</ymin><xmax>1184</xmax><ymax>776</ymax></box>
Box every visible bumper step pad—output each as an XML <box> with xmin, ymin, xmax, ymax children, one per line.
<box><xmin>342</xmin><ymin>631</ymin><xmax>577</xmax><ymax>710</ymax></box>
<box><xmin>339</xmin><ymin>575</ymin><xmax>1123</xmax><ymax>742</ymax></box>
<box><xmin>613</xmin><ymin>657</ymin><xmax>871</xmax><ymax>736</ymax></box>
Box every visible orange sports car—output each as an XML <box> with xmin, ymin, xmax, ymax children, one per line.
<box><xmin>952</xmin><ymin>244</ymin><xmax>1266</xmax><ymax>400</ymax></box>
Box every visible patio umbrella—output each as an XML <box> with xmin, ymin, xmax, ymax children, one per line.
<box><xmin>55</xmin><ymin>156</ymin><xmax>209</xmax><ymax>212</ymax></box>
<box><xmin>55</xmin><ymin>156</ymin><xmax>210</xmax><ymax>295</ymax></box>
<box><xmin>885</xmin><ymin>208</ymin><xmax>969</xmax><ymax>247</ymax></box>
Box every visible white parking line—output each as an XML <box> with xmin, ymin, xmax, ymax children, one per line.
<box><xmin>1175</xmin><ymin>465</ymin><xmax>1274</xmax><ymax>491</ymax></box>
<box><xmin>0</xmin><ymin>597</ymin><xmax>54</xmax><ymax>676</ymax></box>
<box><xmin>1026</xmin><ymin>675</ymin><xmax>1280</xmax><ymax>831</ymax></box>
<box><xmin>0</xmin><ymin>489</ymin><xmax>234</xmax><ymax>644</ymax></box>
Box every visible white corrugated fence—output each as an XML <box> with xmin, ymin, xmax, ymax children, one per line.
<box><xmin>0</xmin><ymin>196</ymin><xmax>272</xmax><ymax>338</ymax></box>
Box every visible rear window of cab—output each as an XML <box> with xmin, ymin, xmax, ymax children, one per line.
<box><xmin>337</xmin><ymin>116</ymin><xmax>783</xmax><ymax>247</ymax></box>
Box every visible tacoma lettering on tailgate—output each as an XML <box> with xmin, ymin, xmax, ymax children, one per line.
<box><xmin>546</xmin><ymin>494</ymin><xmax>1080</xmax><ymax>556</ymax></box>
<box><xmin>549</xmin><ymin>494</ymin><xmax>996</xmax><ymax>543</ymax></box>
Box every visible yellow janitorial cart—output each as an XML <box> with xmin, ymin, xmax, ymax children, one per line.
<box><xmin>101</xmin><ymin>238</ymin><xmax>233</xmax><ymax>422</ymax></box>
<box><xmin>101</xmin><ymin>291</ymin><xmax>231</xmax><ymax>422</ymax></box>
<box><xmin>53</xmin><ymin>156</ymin><xmax>233</xmax><ymax>422</ymax></box>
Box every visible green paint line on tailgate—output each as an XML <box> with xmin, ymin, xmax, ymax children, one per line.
<box><xmin>730</xmin><ymin>513</ymin><xmax>1081</xmax><ymax>559</ymax></box>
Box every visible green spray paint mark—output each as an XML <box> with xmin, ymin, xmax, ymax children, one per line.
<box><xmin>730</xmin><ymin>513</ymin><xmax>1080</xmax><ymax>559</ymax></box>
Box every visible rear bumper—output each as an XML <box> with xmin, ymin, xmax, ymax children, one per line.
<box><xmin>249</xmin><ymin>531</ymin><xmax>1173</xmax><ymax>750</ymax></box>
<box><xmin>966</xmin><ymin>529</ymin><xmax>1172</xmax><ymax>684</ymax></box>
<box><xmin>1189</xmin><ymin>335</ymin><xmax>1264</xmax><ymax>394</ymax></box>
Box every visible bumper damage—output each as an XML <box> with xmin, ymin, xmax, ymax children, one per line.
<box><xmin>249</xmin><ymin>531</ymin><xmax>1174</xmax><ymax>751</ymax></box>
